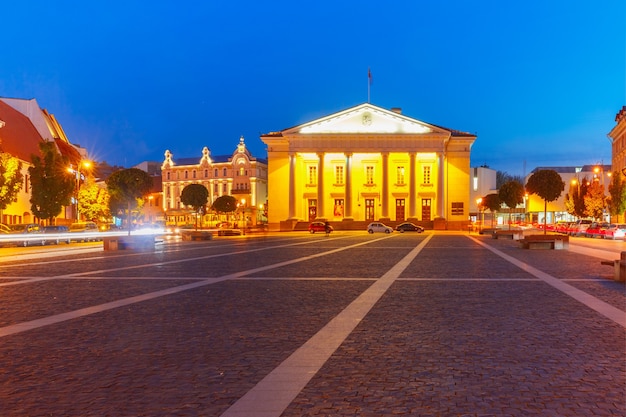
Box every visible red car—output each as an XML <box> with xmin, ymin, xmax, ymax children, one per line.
<box><xmin>308</xmin><ymin>221</ymin><xmax>333</xmax><ymax>234</ymax></box>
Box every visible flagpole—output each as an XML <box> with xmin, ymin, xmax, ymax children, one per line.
<box><xmin>367</xmin><ymin>68</ymin><xmax>371</xmax><ymax>103</ymax></box>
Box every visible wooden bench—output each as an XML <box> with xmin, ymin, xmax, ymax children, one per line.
<box><xmin>181</xmin><ymin>230</ymin><xmax>213</xmax><ymax>241</ymax></box>
<box><xmin>600</xmin><ymin>251</ymin><xmax>626</xmax><ymax>282</ymax></box>
<box><xmin>519</xmin><ymin>234</ymin><xmax>569</xmax><ymax>250</ymax></box>
<box><xmin>493</xmin><ymin>230</ymin><xmax>524</xmax><ymax>240</ymax></box>
<box><xmin>103</xmin><ymin>235</ymin><xmax>155</xmax><ymax>251</ymax></box>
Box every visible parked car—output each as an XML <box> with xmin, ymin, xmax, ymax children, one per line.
<box><xmin>585</xmin><ymin>222</ymin><xmax>609</xmax><ymax>238</ymax></box>
<box><xmin>367</xmin><ymin>222</ymin><xmax>393</xmax><ymax>234</ymax></box>
<box><xmin>395</xmin><ymin>222</ymin><xmax>424</xmax><ymax>233</ymax></box>
<box><xmin>309</xmin><ymin>221</ymin><xmax>333</xmax><ymax>234</ymax></box>
<box><xmin>69</xmin><ymin>221</ymin><xmax>101</xmax><ymax>241</ymax></box>
<box><xmin>569</xmin><ymin>219</ymin><xmax>592</xmax><ymax>236</ymax></box>
<box><xmin>42</xmin><ymin>225</ymin><xmax>71</xmax><ymax>244</ymax></box>
<box><xmin>6</xmin><ymin>223</ymin><xmax>44</xmax><ymax>246</ymax></box>
<box><xmin>603</xmin><ymin>224</ymin><xmax>626</xmax><ymax>240</ymax></box>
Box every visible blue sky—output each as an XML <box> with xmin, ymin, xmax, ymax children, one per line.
<box><xmin>1</xmin><ymin>1</ymin><xmax>624</xmax><ymax>176</ymax></box>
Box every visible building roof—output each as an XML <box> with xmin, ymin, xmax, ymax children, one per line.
<box><xmin>529</xmin><ymin>165</ymin><xmax>612</xmax><ymax>174</ymax></box>
<box><xmin>0</xmin><ymin>97</ymin><xmax>83</xmax><ymax>165</ymax></box>
<box><xmin>0</xmin><ymin>99</ymin><xmax>44</xmax><ymax>161</ymax></box>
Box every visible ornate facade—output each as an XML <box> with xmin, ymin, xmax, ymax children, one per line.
<box><xmin>261</xmin><ymin>103</ymin><xmax>476</xmax><ymax>231</ymax></box>
<box><xmin>609</xmin><ymin>106</ymin><xmax>626</xmax><ymax>178</ymax></box>
<box><xmin>161</xmin><ymin>137</ymin><xmax>268</xmax><ymax>226</ymax></box>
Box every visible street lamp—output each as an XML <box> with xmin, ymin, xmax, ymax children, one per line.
<box><xmin>476</xmin><ymin>197</ymin><xmax>483</xmax><ymax>232</ymax></box>
<box><xmin>68</xmin><ymin>160</ymin><xmax>92</xmax><ymax>221</ymax></box>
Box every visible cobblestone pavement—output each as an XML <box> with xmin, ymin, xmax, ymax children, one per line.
<box><xmin>0</xmin><ymin>232</ymin><xmax>623</xmax><ymax>416</ymax></box>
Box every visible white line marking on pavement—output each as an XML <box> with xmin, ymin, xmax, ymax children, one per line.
<box><xmin>0</xmin><ymin>235</ymin><xmax>397</xmax><ymax>338</ymax></box>
<box><xmin>469</xmin><ymin>236</ymin><xmax>626</xmax><ymax>328</ymax></box>
<box><xmin>219</xmin><ymin>234</ymin><xmax>433</xmax><ymax>417</ymax></box>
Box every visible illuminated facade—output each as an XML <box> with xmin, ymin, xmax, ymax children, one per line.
<box><xmin>609</xmin><ymin>106</ymin><xmax>626</xmax><ymax>178</ymax></box>
<box><xmin>161</xmin><ymin>137</ymin><xmax>268</xmax><ymax>226</ymax></box>
<box><xmin>261</xmin><ymin>103</ymin><xmax>476</xmax><ymax>230</ymax></box>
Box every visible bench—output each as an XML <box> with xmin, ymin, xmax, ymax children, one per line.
<box><xmin>103</xmin><ymin>235</ymin><xmax>155</xmax><ymax>251</ymax></box>
<box><xmin>181</xmin><ymin>230</ymin><xmax>213</xmax><ymax>241</ymax></box>
<box><xmin>519</xmin><ymin>234</ymin><xmax>569</xmax><ymax>250</ymax></box>
<box><xmin>600</xmin><ymin>251</ymin><xmax>626</xmax><ymax>282</ymax></box>
<box><xmin>493</xmin><ymin>230</ymin><xmax>524</xmax><ymax>240</ymax></box>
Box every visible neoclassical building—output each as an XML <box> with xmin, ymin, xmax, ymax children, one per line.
<box><xmin>261</xmin><ymin>103</ymin><xmax>477</xmax><ymax>231</ymax></box>
<box><xmin>161</xmin><ymin>137</ymin><xmax>268</xmax><ymax>226</ymax></box>
<box><xmin>609</xmin><ymin>106</ymin><xmax>626</xmax><ymax>177</ymax></box>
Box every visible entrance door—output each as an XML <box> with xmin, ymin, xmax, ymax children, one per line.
<box><xmin>308</xmin><ymin>199</ymin><xmax>317</xmax><ymax>221</ymax></box>
<box><xmin>365</xmin><ymin>199</ymin><xmax>375</xmax><ymax>222</ymax></box>
<box><xmin>421</xmin><ymin>198</ymin><xmax>431</xmax><ymax>221</ymax></box>
<box><xmin>396</xmin><ymin>199</ymin><xmax>405</xmax><ymax>221</ymax></box>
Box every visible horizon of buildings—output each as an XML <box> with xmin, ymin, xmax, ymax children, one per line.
<box><xmin>1</xmin><ymin>96</ymin><xmax>624</xmax><ymax>229</ymax></box>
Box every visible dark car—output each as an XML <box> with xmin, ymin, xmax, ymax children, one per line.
<box><xmin>309</xmin><ymin>221</ymin><xmax>333</xmax><ymax>234</ymax></box>
<box><xmin>42</xmin><ymin>225</ymin><xmax>71</xmax><ymax>244</ymax></box>
<box><xmin>395</xmin><ymin>222</ymin><xmax>424</xmax><ymax>233</ymax></box>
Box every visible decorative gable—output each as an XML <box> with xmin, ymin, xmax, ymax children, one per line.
<box><xmin>291</xmin><ymin>104</ymin><xmax>439</xmax><ymax>135</ymax></box>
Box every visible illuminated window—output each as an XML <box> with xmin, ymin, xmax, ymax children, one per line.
<box><xmin>366</xmin><ymin>166</ymin><xmax>374</xmax><ymax>185</ymax></box>
<box><xmin>397</xmin><ymin>166</ymin><xmax>405</xmax><ymax>185</ymax></box>
<box><xmin>239</xmin><ymin>167</ymin><xmax>244</xmax><ymax>176</ymax></box>
<box><xmin>333</xmin><ymin>199</ymin><xmax>344</xmax><ymax>217</ymax></box>
<box><xmin>308</xmin><ymin>166</ymin><xmax>317</xmax><ymax>185</ymax></box>
<box><xmin>423</xmin><ymin>166</ymin><xmax>431</xmax><ymax>184</ymax></box>
<box><xmin>335</xmin><ymin>166</ymin><xmax>344</xmax><ymax>185</ymax></box>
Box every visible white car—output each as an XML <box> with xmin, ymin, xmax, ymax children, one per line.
<box><xmin>367</xmin><ymin>222</ymin><xmax>393</xmax><ymax>234</ymax></box>
<box><xmin>604</xmin><ymin>224</ymin><xmax>626</xmax><ymax>240</ymax></box>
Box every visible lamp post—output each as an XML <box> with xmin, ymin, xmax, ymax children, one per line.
<box><xmin>68</xmin><ymin>160</ymin><xmax>91</xmax><ymax>221</ymax></box>
<box><xmin>476</xmin><ymin>197</ymin><xmax>483</xmax><ymax>233</ymax></box>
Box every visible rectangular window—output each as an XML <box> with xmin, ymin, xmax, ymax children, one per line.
<box><xmin>451</xmin><ymin>202</ymin><xmax>464</xmax><ymax>216</ymax></box>
<box><xmin>423</xmin><ymin>166</ymin><xmax>431</xmax><ymax>184</ymax></box>
<box><xmin>308</xmin><ymin>166</ymin><xmax>317</xmax><ymax>185</ymax></box>
<box><xmin>366</xmin><ymin>166</ymin><xmax>374</xmax><ymax>185</ymax></box>
<box><xmin>397</xmin><ymin>166</ymin><xmax>405</xmax><ymax>185</ymax></box>
<box><xmin>335</xmin><ymin>166</ymin><xmax>344</xmax><ymax>185</ymax></box>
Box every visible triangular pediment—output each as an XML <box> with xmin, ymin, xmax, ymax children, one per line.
<box><xmin>287</xmin><ymin>103</ymin><xmax>443</xmax><ymax>135</ymax></box>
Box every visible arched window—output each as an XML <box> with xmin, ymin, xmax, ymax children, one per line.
<box><xmin>214</xmin><ymin>169</ymin><xmax>218</xmax><ymax>177</ymax></box>
<box><xmin>184</xmin><ymin>171</ymin><xmax>189</xmax><ymax>179</ymax></box>
<box><xmin>223</xmin><ymin>168</ymin><xmax>227</xmax><ymax>176</ymax></box>
<box><xmin>167</xmin><ymin>172</ymin><xmax>170</xmax><ymax>180</ymax></box>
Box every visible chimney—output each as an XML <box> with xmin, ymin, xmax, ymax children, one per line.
<box><xmin>391</xmin><ymin>107</ymin><xmax>402</xmax><ymax>114</ymax></box>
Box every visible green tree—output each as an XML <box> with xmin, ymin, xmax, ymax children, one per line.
<box><xmin>482</xmin><ymin>193</ymin><xmax>501</xmax><ymax>227</ymax></box>
<box><xmin>608</xmin><ymin>172</ymin><xmax>626</xmax><ymax>223</ymax></box>
<box><xmin>106</xmin><ymin>168</ymin><xmax>153</xmax><ymax>234</ymax></box>
<box><xmin>584</xmin><ymin>181</ymin><xmax>605</xmax><ymax>220</ymax></box>
<box><xmin>29</xmin><ymin>141</ymin><xmax>75</xmax><ymax>223</ymax></box>
<box><xmin>498</xmin><ymin>180</ymin><xmax>525</xmax><ymax>229</ymax></box>
<box><xmin>180</xmin><ymin>183</ymin><xmax>209</xmax><ymax>230</ymax></box>
<box><xmin>0</xmin><ymin>151</ymin><xmax>24</xmax><ymax>219</ymax></box>
<box><xmin>78</xmin><ymin>177</ymin><xmax>111</xmax><ymax>223</ymax></box>
<box><xmin>525</xmin><ymin>169</ymin><xmax>565</xmax><ymax>234</ymax></box>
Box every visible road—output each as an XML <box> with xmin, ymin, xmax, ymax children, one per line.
<box><xmin>0</xmin><ymin>231</ymin><xmax>624</xmax><ymax>416</ymax></box>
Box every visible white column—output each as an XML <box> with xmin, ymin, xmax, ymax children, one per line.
<box><xmin>344</xmin><ymin>153</ymin><xmax>353</xmax><ymax>219</ymax></box>
<box><xmin>437</xmin><ymin>153</ymin><xmax>445</xmax><ymax>218</ymax></box>
<box><xmin>381</xmin><ymin>152</ymin><xmax>389</xmax><ymax>219</ymax></box>
<box><xmin>409</xmin><ymin>152</ymin><xmax>417</xmax><ymax>218</ymax></box>
<box><xmin>289</xmin><ymin>153</ymin><xmax>296</xmax><ymax>219</ymax></box>
<box><xmin>317</xmin><ymin>153</ymin><xmax>324</xmax><ymax>219</ymax></box>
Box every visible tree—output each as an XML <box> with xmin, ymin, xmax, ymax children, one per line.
<box><xmin>498</xmin><ymin>180</ymin><xmax>525</xmax><ymax>229</ymax></box>
<box><xmin>106</xmin><ymin>168</ymin><xmax>153</xmax><ymax>234</ymax></box>
<box><xmin>496</xmin><ymin>171</ymin><xmax>524</xmax><ymax>189</ymax></box>
<box><xmin>29</xmin><ymin>141</ymin><xmax>75</xmax><ymax>223</ymax></box>
<box><xmin>584</xmin><ymin>181</ymin><xmax>605</xmax><ymax>220</ymax></box>
<box><xmin>482</xmin><ymin>193</ymin><xmax>501</xmax><ymax>227</ymax></box>
<box><xmin>212</xmin><ymin>195</ymin><xmax>237</xmax><ymax>214</ymax></box>
<box><xmin>180</xmin><ymin>183</ymin><xmax>209</xmax><ymax>230</ymax></box>
<box><xmin>0</xmin><ymin>151</ymin><xmax>24</xmax><ymax>219</ymax></box>
<box><xmin>525</xmin><ymin>169</ymin><xmax>565</xmax><ymax>234</ymax></box>
<box><xmin>608</xmin><ymin>172</ymin><xmax>626</xmax><ymax>223</ymax></box>
<box><xmin>77</xmin><ymin>177</ymin><xmax>111</xmax><ymax>223</ymax></box>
